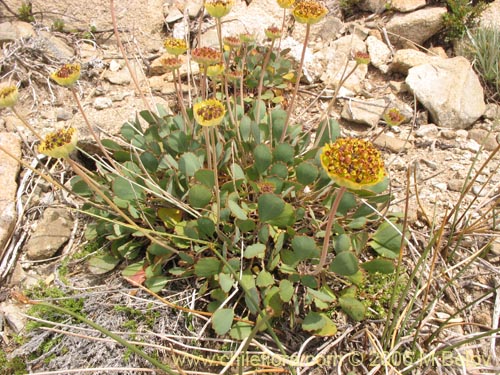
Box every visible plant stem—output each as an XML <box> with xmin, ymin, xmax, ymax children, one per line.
<box><xmin>11</xmin><ymin>107</ymin><xmax>43</xmax><ymax>140</ymax></box>
<box><xmin>255</xmin><ymin>38</ymin><xmax>275</xmax><ymax>136</ymax></box>
<box><xmin>69</xmin><ymin>87</ymin><xmax>119</xmax><ymax>171</ymax></box>
<box><xmin>278</xmin><ymin>8</ymin><xmax>286</xmax><ymax>51</ymax></box>
<box><xmin>210</xmin><ymin>127</ymin><xmax>221</xmax><ymax>223</ymax></box>
<box><xmin>172</xmin><ymin>68</ymin><xmax>190</xmax><ymax>130</ymax></box>
<box><xmin>280</xmin><ymin>23</ymin><xmax>310</xmax><ymax>143</ymax></box>
<box><xmin>312</xmin><ymin>185</ymin><xmax>346</xmax><ymax>275</ymax></box>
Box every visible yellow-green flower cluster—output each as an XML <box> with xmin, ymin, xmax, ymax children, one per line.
<box><xmin>50</xmin><ymin>63</ymin><xmax>81</xmax><ymax>87</ymax></box>
<box><xmin>223</xmin><ymin>36</ymin><xmax>242</xmax><ymax>50</ymax></box>
<box><xmin>320</xmin><ymin>138</ymin><xmax>385</xmax><ymax>190</ymax></box>
<box><xmin>354</xmin><ymin>51</ymin><xmax>370</xmax><ymax>65</ymax></box>
<box><xmin>164</xmin><ymin>37</ymin><xmax>188</xmax><ymax>56</ymax></box>
<box><xmin>265</xmin><ymin>26</ymin><xmax>281</xmax><ymax>40</ymax></box>
<box><xmin>192</xmin><ymin>47</ymin><xmax>222</xmax><ymax>66</ymax></box>
<box><xmin>383</xmin><ymin>108</ymin><xmax>406</xmax><ymax>127</ymax></box>
<box><xmin>277</xmin><ymin>0</ymin><xmax>295</xmax><ymax>9</ymax></box>
<box><xmin>205</xmin><ymin>0</ymin><xmax>234</xmax><ymax>18</ymax></box>
<box><xmin>38</xmin><ymin>127</ymin><xmax>78</xmax><ymax>158</ymax></box>
<box><xmin>0</xmin><ymin>85</ymin><xmax>19</xmax><ymax>108</ymax></box>
<box><xmin>292</xmin><ymin>1</ymin><xmax>328</xmax><ymax>25</ymax></box>
<box><xmin>193</xmin><ymin>99</ymin><xmax>226</xmax><ymax>127</ymax></box>
<box><xmin>161</xmin><ymin>57</ymin><xmax>182</xmax><ymax>72</ymax></box>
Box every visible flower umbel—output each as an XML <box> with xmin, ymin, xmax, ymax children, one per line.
<box><xmin>354</xmin><ymin>51</ymin><xmax>370</xmax><ymax>65</ymax></box>
<box><xmin>292</xmin><ymin>1</ymin><xmax>328</xmax><ymax>25</ymax></box>
<box><xmin>223</xmin><ymin>36</ymin><xmax>242</xmax><ymax>50</ymax></box>
<box><xmin>38</xmin><ymin>127</ymin><xmax>77</xmax><ymax>158</ymax></box>
<box><xmin>205</xmin><ymin>0</ymin><xmax>234</xmax><ymax>18</ymax></box>
<box><xmin>192</xmin><ymin>47</ymin><xmax>222</xmax><ymax>66</ymax></box>
<box><xmin>0</xmin><ymin>85</ymin><xmax>19</xmax><ymax>108</ymax></box>
<box><xmin>193</xmin><ymin>99</ymin><xmax>226</xmax><ymax>127</ymax></box>
<box><xmin>161</xmin><ymin>57</ymin><xmax>182</xmax><ymax>72</ymax></box>
<box><xmin>164</xmin><ymin>37</ymin><xmax>188</xmax><ymax>56</ymax></box>
<box><xmin>265</xmin><ymin>26</ymin><xmax>282</xmax><ymax>40</ymax></box>
<box><xmin>277</xmin><ymin>0</ymin><xmax>295</xmax><ymax>9</ymax></box>
<box><xmin>320</xmin><ymin>138</ymin><xmax>385</xmax><ymax>190</ymax></box>
<box><xmin>50</xmin><ymin>63</ymin><xmax>81</xmax><ymax>87</ymax></box>
<box><xmin>383</xmin><ymin>108</ymin><xmax>406</xmax><ymax>127</ymax></box>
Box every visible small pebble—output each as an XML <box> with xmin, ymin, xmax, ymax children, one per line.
<box><xmin>93</xmin><ymin>97</ymin><xmax>113</xmax><ymax>110</ymax></box>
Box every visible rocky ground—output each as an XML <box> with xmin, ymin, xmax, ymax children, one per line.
<box><xmin>0</xmin><ymin>0</ymin><xmax>500</xmax><ymax>374</ymax></box>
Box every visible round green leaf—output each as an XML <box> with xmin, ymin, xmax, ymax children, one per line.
<box><xmin>254</xmin><ymin>144</ymin><xmax>272</xmax><ymax>174</ymax></box>
<box><xmin>212</xmin><ymin>308</ymin><xmax>234</xmax><ymax>335</ymax></box>
<box><xmin>295</xmin><ymin>162</ymin><xmax>319</xmax><ymax>185</ymax></box>
<box><xmin>329</xmin><ymin>251</ymin><xmax>359</xmax><ymax>276</ymax></box>
<box><xmin>256</xmin><ymin>270</ymin><xmax>274</xmax><ymax>287</ymax></box>
<box><xmin>302</xmin><ymin>311</ymin><xmax>325</xmax><ymax>332</ymax></box>
<box><xmin>291</xmin><ymin>236</ymin><xmax>319</xmax><ymax>260</ymax></box>
<box><xmin>230</xmin><ymin>321</ymin><xmax>253</xmax><ymax>340</ymax></box>
<box><xmin>269</xmin><ymin>163</ymin><xmax>289</xmax><ymax>179</ymax></box>
<box><xmin>279</xmin><ymin>279</ymin><xmax>294</xmax><ymax>303</ymax></box>
<box><xmin>273</xmin><ymin>143</ymin><xmax>294</xmax><ymax>164</ymax></box>
<box><xmin>194</xmin><ymin>169</ymin><xmax>215</xmax><ymax>188</ymax></box>
<box><xmin>258</xmin><ymin>193</ymin><xmax>285</xmax><ymax>222</ymax></box>
<box><xmin>112</xmin><ymin>176</ymin><xmax>144</xmax><ymax>201</ymax></box>
<box><xmin>339</xmin><ymin>296</ymin><xmax>366</xmax><ymax>321</ymax></box>
<box><xmin>179</xmin><ymin>152</ymin><xmax>202</xmax><ymax>177</ymax></box>
<box><xmin>361</xmin><ymin>258</ymin><xmax>395</xmax><ymax>274</ymax></box>
<box><xmin>194</xmin><ymin>257</ymin><xmax>221</xmax><ymax>277</ymax></box>
<box><xmin>369</xmin><ymin>221</ymin><xmax>403</xmax><ymax>259</ymax></box>
<box><xmin>188</xmin><ymin>184</ymin><xmax>212</xmax><ymax>208</ymax></box>
<box><xmin>140</xmin><ymin>152</ymin><xmax>159</xmax><ymax>172</ymax></box>
<box><xmin>244</xmin><ymin>243</ymin><xmax>266</xmax><ymax>259</ymax></box>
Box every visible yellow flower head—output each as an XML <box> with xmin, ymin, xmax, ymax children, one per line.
<box><xmin>38</xmin><ymin>127</ymin><xmax>78</xmax><ymax>158</ymax></box>
<box><xmin>193</xmin><ymin>99</ymin><xmax>226</xmax><ymax>127</ymax></box>
<box><xmin>192</xmin><ymin>47</ymin><xmax>221</xmax><ymax>66</ymax></box>
<box><xmin>383</xmin><ymin>108</ymin><xmax>406</xmax><ymax>127</ymax></box>
<box><xmin>161</xmin><ymin>57</ymin><xmax>182</xmax><ymax>72</ymax></box>
<box><xmin>293</xmin><ymin>1</ymin><xmax>328</xmax><ymax>25</ymax></box>
<box><xmin>354</xmin><ymin>51</ymin><xmax>370</xmax><ymax>65</ymax></box>
<box><xmin>164</xmin><ymin>37</ymin><xmax>188</xmax><ymax>56</ymax></box>
<box><xmin>277</xmin><ymin>0</ymin><xmax>295</xmax><ymax>8</ymax></box>
<box><xmin>320</xmin><ymin>138</ymin><xmax>385</xmax><ymax>190</ymax></box>
<box><xmin>265</xmin><ymin>26</ymin><xmax>281</xmax><ymax>40</ymax></box>
<box><xmin>205</xmin><ymin>0</ymin><xmax>234</xmax><ymax>18</ymax></box>
<box><xmin>207</xmin><ymin>64</ymin><xmax>225</xmax><ymax>79</ymax></box>
<box><xmin>50</xmin><ymin>63</ymin><xmax>81</xmax><ymax>87</ymax></box>
<box><xmin>0</xmin><ymin>85</ymin><xmax>19</xmax><ymax>108</ymax></box>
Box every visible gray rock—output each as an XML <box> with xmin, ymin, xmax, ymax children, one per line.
<box><xmin>373</xmin><ymin>133</ymin><xmax>409</xmax><ymax>153</ymax></box>
<box><xmin>341</xmin><ymin>98</ymin><xmax>387</xmax><ymax>127</ymax></box>
<box><xmin>390</xmin><ymin>49</ymin><xmax>443</xmax><ymax>74</ymax></box>
<box><xmin>26</xmin><ymin>208</ymin><xmax>74</xmax><ymax>261</ymax></box>
<box><xmin>104</xmin><ymin>68</ymin><xmax>132</xmax><ymax>85</ymax></box>
<box><xmin>483</xmin><ymin>103</ymin><xmax>500</xmax><ymax>120</ymax></box>
<box><xmin>56</xmin><ymin>108</ymin><xmax>73</xmax><ymax>121</ymax></box>
<box><xmin>366</xmin><ymin>36</ymin><xmax>392</xmax><ymax>73</ymax></box>
<box><xmin>391</xmin><ymin>0</ymin><xmax>427</xmax><ymax>12</ymax></box>
<box><xmin>93</xmin><ymin>97</ymin><xmax>113</xmax><ymax>110</ymax></box>
<box><xmin>38</xmin><ymin>31</ymin><xmax>74</xmax><ymax>61</ymax></box>
<box><xmin>468</xmin><ymin>128</ymin><xmax>498</xmax><ymax>151</ymax></box>
<box><xmin>0</xmin><ymin>133</ymin><xmax>21</xmax><ymax>253</ymax></box>
<box><xmin>387</xmin><ymin>7</ymin><xmax>447</xmax><ymax>46</ymax></box>
<box><xmin>0</xmin><ymin>302</ymin><xmax>26</xmax><ymax>333</ymax></box>
<box><xmin>406</xmin><ymin>56</ymin><xmax>485</xmax><ymax>129</ymax></box>
<box><xmin>0</xmin><ymin>21</ymin><xmax>34</xmax><ymax>42</ymax></box>
<box><xmin>165</xmin><ymin>7</ymin><xmax>184</xmax><ymax>24</ymax></box>
<box><xmin>415</xmin><ymin>124</ymin><xmax>439</xmax><ymax>138</ymax></box>
<box><xmin>359</xmin><ymin>0</ymin><xmax>387</xmax><ymax>13</ymax></box>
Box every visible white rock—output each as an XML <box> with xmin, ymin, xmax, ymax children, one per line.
<box><xmin>387</xmin><ymin>7</ymin><xmax>447</xmax><ymax>46</ymax></box>
<box><xmin>366</xmin><ymin>36</ymin><xmax>392</xmax><ymax>73</ymax></box>
<box><xmin>391</xmin><ymin>0</ymin><xmax>427</xmax><ymax>12</ymax></box>
<box><xmin>406</xmin><ymin>56</ymin><xmax>486</xmax><ymax>129</ymax></box>
<box><xmin>415</xmin><ymin>124</ymin><xmax>439</xmax><ymax>137</ymax></box>
<box><xmin>390</xmin><ymin>49</ymin><xmax>443</xmax><ymax>74</ymax></box>
<box><xmin>341</xmin><ymin>98</ymin><xmax>387</xmax><ymax>127</ymax></box>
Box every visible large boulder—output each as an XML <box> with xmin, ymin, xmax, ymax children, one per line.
<box><xmin>406</xmin><ymin>56</ymin><xmax>486</xmax><ymax>129</ymax></box>
<box><xmin>387</xmin><ymin>7</ymin><xmax>447</xmax><ymax>46</ymax></box>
